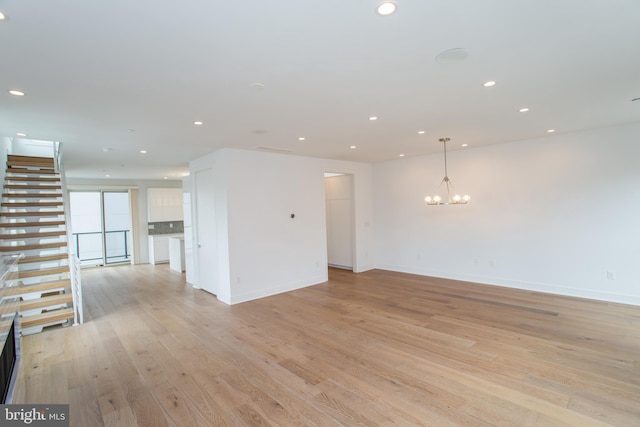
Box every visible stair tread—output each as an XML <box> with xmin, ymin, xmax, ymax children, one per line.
<box><xmin>6</xmin><ymin>167</ymin><xmax>59</xmax><ymax>175</ymax></box>
<box><xmin>0</xmin><ymin>279</ymin><xmax>72</xmax><ymax>297</ymax></box>
<box><xmin>0</xmin><ymin>242</ymin><xmax>67</xmax><ymax>251</ymax></box>
<box><xmin>3</xmin><ymin>193</ymin><xmax>62</xmax><ymax>198</ymax></box>
<box><xmin>6</xmin><ymin>266</ymin><xmax>69</xmax><ymax>279</ymax></box>
<box><xmin>20</xmin><ymin>307</ymin><xmax>74</xmax><ymax>328</ymax></box>
<box><xmin>0</xmin><ymin>221</ymin><xmax>66</xmax><ymax>228</ymax></box>
<box><xmin>0</xmin><ymin>230</ymin><xmax>66</xmax><ymax>239</ymax></box>
<box><xmin>5</xmin><ymin>177</ymin><xmax>61</xmax><ymax>183</ymax></box>
<box><xmin>7</xmin><ymin>164</ymin><xmax>56</xmax><ymax>172</ymax></box>
<box><xmin>1</xmin><ymin>201</ymin><xmax>62</xmax><ymax>209</ymax></box>
<box><xmin>7</xmin><ymin>155</ymin><xmax>55</xmax><ymax>165</ymax></box>
<box><xmin>2</xmin><ymin>201</ymin><xmax>63</xmax><ymax>206</ymax></box>
<box><xmin>18</xmin><ymin>253</ymin><xmax>68</xmax><ymax>264</ymax></box>
<box><xmin>20</xmin><ymin>294</ymin><xmax>73</xmax><ymax>311</ymax></box>
<box><xmin>4</xmin><ymin>184</ymin><xmax>62</xmax><ymax>190</ymax></box>
<box><xmin>1</xmin><ymin>211</ymin><xmax>64</xmax><ymax>217</ymax></box>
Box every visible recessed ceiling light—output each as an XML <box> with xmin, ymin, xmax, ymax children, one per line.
<box><xmin>547</xmin><ymin>129</ymin><xmax>556</xmax><ymax>133</ymax></box>
<box><xmin>298</xmin><ymin>137</ymin><xmax>306</xmax><ymax>141</ymax></box>
<box><xmin>193</xmin><ymin>121</ymin><xmax>203</xmax><ymax>126</ymax></box>
<box><xmin>418</xmin><ymin>130</ymin><xmax>426</xmax><ymax>135</ymax></box>
<box><xmin>368</xmin><ymin>116</ymin><xmax>378</xmax><ymax>121</ymax></box>
<box><xmin>483</xmin><ymin>81</ymin><xmax>496</xmax><ymax>87</ymax></box>
<box><xmin>8</xmin><ymin>90</ymin><xmax>25</xmax><ymax>96</ymax></box>
<box><xmin>102</xmin><ymin>147</ymin><xmax>113</xmax><ymax>152</ymax></box>
<box><xmin>16</xmin><ymin>132</ymin><xmax>27</xmax><ymax>137</ymax></box>
<box><xmin>127</xmin><ymin>128</ymin><xmax>135</xmax><ymax>133</ymax></box>
<box><xmin>350</xmin><ymin>145</ymin><xmax>357</xmax><ymax>149</ymax></box>
<box><xmin>461</xmin><ymin>144</ymin><xmax>468</xmax><ymax>147</ymax></box>
<box><xmin>399</xmin><ymin>154</ymin><xmax>405</xmax><ymax>157</ymax></box>
<box><xmin>376</xmin><ymin>2</ymin><xmax>397</xmax><ymax>16</ymax></box>
<box><xmin>140</xmin><ymin>150</ymin><xmax>147</xmax><ymax>154</ymax></box>
<box><xmin>0</xmin><ymin>12</ymin><xmax>6</xmax><ymax>20</ymax></box>
<box><xmin>250</xmin><ymin>82</ymin><xmax>265</xmax><ymax>91</ymax></box>
<box><xmin>105</xmin><ymin>174</ymin><xmax>111</xmax><ymax>178</ymax></box>
<box><xmin>163</xmin><ymin>176</ymin><xmax>168</xmax><ymax>180</ymax></box>
<box><xmin>519</xmin><ymin>108</ymin><xmax>530</xmax><ymax>113</ymax></box>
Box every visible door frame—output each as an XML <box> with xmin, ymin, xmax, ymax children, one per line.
<box><xmin>66</xmin><ymin>184</ymin><xmax>140</xmax><ymax>265</ymax></box>
<box><xmin>323</xmin><ymin>171</ymin><xmax>356</xmax><ymax>271</ymax></box>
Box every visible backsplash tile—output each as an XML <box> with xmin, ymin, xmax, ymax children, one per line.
<box><xmin>148</xmin><ymin>221</ymin><xmax>184</xmax><ymax>235</ymax></box>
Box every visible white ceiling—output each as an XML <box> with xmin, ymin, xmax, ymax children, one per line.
<box><xmin>1</xmin><ymin>1</ymin><xmax>639</xmax><ymax>180</ymax></box>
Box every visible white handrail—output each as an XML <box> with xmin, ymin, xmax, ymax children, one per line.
<box><xmin>69</xmin><ymin>254</ymin><xmax>83</xmax><ymax>325</ymax></box>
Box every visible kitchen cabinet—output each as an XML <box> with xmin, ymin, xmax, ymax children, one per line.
<box><xmin>148</xmin><ymin>234</ymin><xmax>183</xmax><ymax>265</ymax></box>
<box><xmin>147</xmin><ymin>188</ymin><xmax>184</xmax><ymax>222</ymax></box>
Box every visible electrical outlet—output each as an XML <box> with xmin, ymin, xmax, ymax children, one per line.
<box><xmin>606</xmin><ymin>270</ymin><xmax>616</xmax><ymax>280</ymax></box>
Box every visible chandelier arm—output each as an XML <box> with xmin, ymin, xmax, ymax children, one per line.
<box><xmin>446</xmin><ymin>178</ymin><xmax>454</xmax><ymax>203</ymax></box>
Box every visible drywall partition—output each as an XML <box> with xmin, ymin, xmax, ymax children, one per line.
<box><xmin>373</xmin><ymin>122</ymin><xmax>640</xmax><ymax>305</ymax></box>
<box><xmin>225</xmin><ymin>149</ymin><xmax>374</xmax><ymax>303</ymax></box>
<box><xmin>189</xmin><ymin>150</ymin><xmax>231</xmax><ymax>303</ymax></box>
<box><xmin>189</xmin><ymin>148</ymin><xmax>374</xmax><ymax>304</ymax></box>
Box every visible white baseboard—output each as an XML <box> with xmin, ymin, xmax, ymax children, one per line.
<box><xmin>229</xmin><ymin>274</ymin><xmax>328</xmax><ymax>305</ymax></box>
<box><xmin>376</xmin><ymin>264</ymin><xmax>640</xmax><ymax>306</ymax></box>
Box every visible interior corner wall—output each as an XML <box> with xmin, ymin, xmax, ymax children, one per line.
<box><xmin>190</xmin><ymin>148</ymin><xmax>374</xmax><ymax>305</ymax></box>
<box><xmin>373</xmin><ymin>122</ymin><xmax>640</xmax><ymax>305</ymax></box>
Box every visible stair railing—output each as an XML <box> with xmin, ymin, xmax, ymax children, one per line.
<box><xmin>56</xmin><ymin>142</ymin><xmax>83</xmax><ymax>325</ymax></box>
<box><xmin>69</xmin><ymin>255</ymin><xmax>83</xmax><ymax>325</ymax></box>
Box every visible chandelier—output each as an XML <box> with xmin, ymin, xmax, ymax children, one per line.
<box><xmin>424</xmin><ymin>137</ymin><xmax>470</xmax><ymax>205</ymax></box>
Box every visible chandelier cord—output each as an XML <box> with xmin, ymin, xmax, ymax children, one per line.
<box><xmin>443</xmin><ymin>138</ymin><xmax>449</xmax><ymax>180</ymax></box>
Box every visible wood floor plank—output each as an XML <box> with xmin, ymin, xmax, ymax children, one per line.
<box><xmin>11</xmin><ymin>264</ymin><xmax>640</xmax><ymax>426</ymax></box>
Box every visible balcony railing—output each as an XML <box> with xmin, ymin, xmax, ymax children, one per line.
<box><xmin>71</xmin><ymin>230</ymin><xmax>131</xmax><ymax>264</ymax></box>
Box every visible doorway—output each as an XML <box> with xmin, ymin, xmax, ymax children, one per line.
<box><xmin>69</xmin><ymin>191</ymin><xmax>132</xmax><ymax>266</ymax></box>
<box><xmin>324</xmin><ymin>173</ymin><xmax>354</xmax><ymax>270</ymax></box>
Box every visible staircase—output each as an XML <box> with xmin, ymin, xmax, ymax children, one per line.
<box><xmin>0</xmin><ymin>155</ymin><xmax>76</xmax><ymax>334</ymax></box>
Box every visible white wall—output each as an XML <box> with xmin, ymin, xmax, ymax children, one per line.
<box><xmin>66</xmin><ymin>178</ymin><xmax>183</xmax><ymax>264</ymax></box>
<box><xmin>10</xmin><ymin>138</ymin><xmax>55</xmax><ymax>158</ymax></box>
<box><xmin>374</xmin><ymin>122</ymin><xmax>640</xmax><ymax>305</ymax></box>
<box><xmin>0</xmin><ymin>137</ymin><xmax>11</xmax><ymax>186</ymax></box>
<box><xmin>190</xmin><ymin>148</ymin><xmax>374</xmax><ymax>304</ymax></box>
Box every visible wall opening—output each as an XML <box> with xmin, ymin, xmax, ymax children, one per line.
<box><xmin>324</xmin><ymin>173</ymin><xmax>354</xmax><ymax>271</ymax></box>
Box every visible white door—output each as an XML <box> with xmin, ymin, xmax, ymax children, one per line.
<box><xmin>194</xmin><ymin>168</ymin><xmax>218</xmax><ymax>295</ymax></box>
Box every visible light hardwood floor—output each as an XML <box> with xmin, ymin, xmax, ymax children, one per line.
<box><xmin>12</xmin><ymin>265</ymin><xmax>640</xmax><ymax>426</ymax></box>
